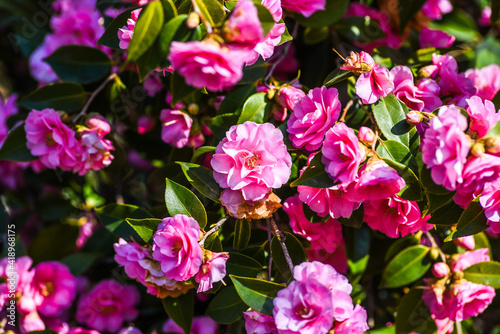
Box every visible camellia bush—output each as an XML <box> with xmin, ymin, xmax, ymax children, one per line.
<box><xmin>3</xmin><ymin>0</ymin><xmax>500</xmax><ymax>333</ymax></box>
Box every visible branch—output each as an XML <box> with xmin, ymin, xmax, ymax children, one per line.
<box><xmin>267</xmin><ymin>216</ymin><xmax>294</xmax><ymax>273</ymax></box>
<box><xmin>73</xmin><ymin>73</ymin><xmax>117</xmax><ymax>122</ymax></box>
<box><xmin>199</xmin><ymin>216</ymin><xmax>229</xmax><ymax>246</ymax></box>
<box><xmin>263</xmin><ymin>22</ymin><xmax>299</xmax><ymax>83</ymax></box>
<box><xmin>425</xmin><ymin>231</ymin><xmax>447</xmax><ymax>263</ymax></box>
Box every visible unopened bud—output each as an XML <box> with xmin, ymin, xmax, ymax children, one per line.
<box><xmin>485</xmin><ymin>136</ymin><xmax>500</xmax><ymax>154</ymax></box>
<box><xmin>418</xmin><ymin>65</ymin><xmax>438</xmax><ymax>79</ymax></box>
<box><xmin>358</xmin><ymin>126</ymin><xmax>376</xmax><ymax>146</ymax></box>
<box><xmin>471</xmin><ymin>142</ymin><xmax>485</xmax><ymax>157</ymax></box>
<box><xmin>406</xmin><ymin>110</ymin><xmax>423</xmax><ymax>125</ymax></box>
<box><xmin>266</xmin><ymin>89</ymin><xmax>276</xmax><ymax>100</ymax></box>
<box><xmin>432</xmin><ymin>262</ymin><xmax>450</xmax><ymax>278</ymax></box>
<box><xmin>256</xmin><ymin>271</ymin><xmax>268</xmax><ymax>280</ymax></box>
<box><xmin>187</xmin><ymin>103</ymin><xmax>199</xmax><ymax>115</ymax></box>
<box><xmin>429</xmin><ymin>247</ymin><xmax>440</xmax><ymax>260</ymax></box>
<box><xmin>452</xmin><ymin>270</ymin><xmax>464</xmax><ymax>281</ymax></box>
<box><xmin>453</xmin><ymin>236</ymin><xmax>475</xmax><ymax>250</ymax></box>
<box><xmin>186</xmin><ymin>12</ymin><xmax>200</xmax><ymax>29</ymax></box>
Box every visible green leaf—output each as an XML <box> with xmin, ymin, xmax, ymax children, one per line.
<box><xmin>383</xmin><ymin>159</ymin><xmax>422</xmax><ymax>201</ymax></box>
<box><xmin>474</xmin><ymin>232</ymin><xmax>492</xmax><ymax>256</ymax></box>
<box><xmin>159</xmin><ymin>15</ymin><xmax>202</xmax><ymax>58</ymax></box>
<box><xmin>376</xmin><ymin>140</ymin><xmax>419</xmax><ymax>175</ymax></box>
<box><xmin>177</xmin><ymin>162</ymin><xmax>221</xmax><ymax>203</ymax></box>
<box><xmin>217</xmin><ymin>84</ymin><xmax>257</xmax><ymax>116</ymax></box>
<box><xmin>170</xmin><ymin>73</ymin><xmax>198</xmax><ymax>106</ymax></box>
<box><xmin>487</xmin><ymin>119</ymin><xmax>500</xmax><ymax>137</ymax></box>
<box><xmin>27</xmin><ymin>224</ymin><xmax>80</xmax><ymax>264</ymax></box>
<box><xmin>445</xmin><ymin>200</ymin><xmax>488</xmax><ymax>241</ymax></box>
<box><xmin>238</xmin><ymin>93</ymin><xmax>271</xmax><ymax>124</ymax></box>
<box><xmin>294</xmin><ymin>0</ymin><xmax>349</xmax><ymax>27</ymax></box>
<box><xmin>162</xmin><ymin>290</ymin><xmax>194</xmax><ymax>334</ymax></box>
<box><xmin>475</xmin><ymin>34</ymin><xmax>500</xmax><ymax>69</ymax></box>
<box><xmin>396</xmin><ymin>287</ymin><xmax>437</xmax><ymax>334</ymax></box>
<box><xmin>125</xmin><ymin>218</ymin><xmax>162</xmax><ymax>243</ymax></box>
<box><xmin>135</xmin><ymin>38</ymin><xmax>163</xmax><ymax>81</ymax></box>
<box><xmin>19</xmin><ymin>82</ymin><xmax>86</xmax><ymax>112</ymax></box>
<box><xmin>95</xmin><ymin>204</ymin><xmax>153</xmax><ymax>241</ymax></box>
<box><xmin>429</xmin><ymin>9</ymin><xmax>479</xmax><ymax>42</ymax></box>
<box><xmin>161</xmin><ymin>0</ymin><xmax>178</xmax><ymax>20</ymax></box>
<box><xmin>193</xmin><ymin>0</ymin><xmax>224</xmax><ymax>27</ymax></box>
<box><xmin>253</xmin><ymin>3</ymin><xmax>275</xmax><ymax>36</ymax></box>
<box><xmin>165</xmin><ymin>178</ymin><xmax>208</xmax><ymax>229</ymax></box>
<box><xmin>191</xmin><ymin>146</ymin><xmax>216</xmax><ymax>162</ymax></box>
<box><xmin>233</xmin><ymin>219</ymin><xmax>251</xmax><ymax>251</ymax></box>
<box><xmin>44</xmin><ymin>45</ymin><xmax>111</xmax><ymax>84</ymax></box>
<box><xmin>206</xmin><ymin>286</ymin><xmax>248</xmax><ymax>324</ymax></box>
<box><xmin>0</xmin><ymin>123</ymin><xmax>37</xmax><ymax>161</ymax></box>
<box><xmin>204</xmin><ymin>231</ymin><xmax>223</xmax><ymax>252</ymax></box>
<box><xmin>127</xmin><ymin>1</ymin><xmax>164</xmax><ymax>63</ymax></box>
<box><xmin>336</xmin><ymin>16</ymin><xmax>386</xmax><ymax>43</ymax></box>
<box><xmin>346</xmin><ymin>226</ymin><xmax>371</xmax><ymax>275</ymax></box>
<box><xmin>427</xmin><ymin>201</ymin><xmax>464</xmax><ymax>226</ymax></box>
<box><xmin>398</xmin><ymin>0</ymin><xmax>427</xmax><ymax>32</ymax></box>
<box><xmin>271</xmin><ymin>232</ymin><xmax>307</xmax><ymax>279</ymax></box>
<box><xmin>384</xmin><ymin>235</ymin><xmax>420</xmax><ymax>263</ymax></box>
<box><xmin>290</xmin><ymin>152</ymin><xmax>334</xmax><ymax>188</ymax></box>
<box><xmin>240</xmin><ymin>61</ymin><xmax>268</xmax><ymax>85</ymax></box>
<box><xmin>303</xmin><ymin>26</ymin><xmax>330</xmax><ymax>45</ymax></box>
<box><xmin>381</xmin><ymin>245</ymin><xmax>431</xmax><ymax>288</ymax></box>
<box><xmin>226</xmin><ymin>252</ymin><xmax>263</xmax><ymax>278</ymax></box>
<box><xmin>463</xmin><ymin>261</ymin><xmax>500</xmax><ymax>288</ymax></box>
<box><xmin>372</xmin><ymin>95</ymin><xmax>412</xmax><ymax>146</ymax></box>
<box><xmin>420</xmin><ymin>165</ymin><xmax>451</xmax><ymax>195</ymax></box>
<box><xmin>426</xmin><ymin>192</ymin><xmax>455</xmax><ymax>214</ymax></box>
<box><xmin>98</xmin><ymin>8</ymin><xmax>138</xmax><ymax>49</ymax></box>
<box><xmin>60</xmin><ymin>253</ymin><xmax>99</xmax><ymax>276</ymax></box>
<box><xmin>209</xmin><ymin>113</ymin><xmax>240</xmax><ymax>141</ymax></box>
<box><xmin>323</xmin><ymin>67</ymin><xmax>354</xmax><ymax>87</ymax></box>
<box><xmin>230</xmin><ymin>275</ymin><xmax>285</xmax><ymax>316</ymax></box>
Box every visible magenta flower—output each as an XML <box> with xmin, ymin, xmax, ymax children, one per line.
<box><xmin>287</xmin><ymin>86</ymin><xmax>341</xmax><ymax>151</ymax></box>
<box><xmin>212</xmin><ymin>121</ymin><xmax>292</xmax><ymax>202</ymax></box>
<box><xmin>76</xmin><ymin>279</ymin><xmax>140</xmax><ymax>333</ymax></box>
<box><xmin>281</xmin><ymin>0</ymin><xmax>326</xmax><ymax>17</ymax></box>
<box><xmin>355</xmin><ymin>65</ymin><xmax>394</xmax><ymax>104</ymax></box>
<box><xmin>25</xmin><ymin>109</ymin><xmax>80</xmax><ymax>171</ymax></box>
<box><xmin>223</xmin><ymin>0</ymin><xmax>263</xmax><ymax>49</ymax></box>
<box><xmin>68</xmin><ymin>328</ymin><xmax>102</xmax><ymax>334</ymax></box>
<box><xmin>422</xmin><ymin>0</ymin><xmax>453</xmax><ymax>20</ymax></box>
<box><xmin>194</xmin><ymin>251</ymin><xmax>229</xmax><ymax>292</ymax></box>
<box><xmin>364</xmin><ymin>195</ymin><xmax>433</xmax><ymax>238</ymax></box>
<box><xmin>261</xmin><ymin>0</ymin><xmax>283</xmax><ymax>22</ymax></box>
<box><xmin>322</xmin><ymin>122</ymin><xmax>366</xmax><ymax>184</ymax></box>
<box><xmin>421</xmin><ymin>106</ymin><xmax>471</xmax><ymax>191</ymax></box>
<box><xmin>333</xmin><ymin>305</ymin><xmax>369</xmax><ymax>334</ymax></box>
<box><xmin>118</xmin><ymin>9</ymin><xmax>141</xmax><ymax>49</ymax></box>
<box><xmin>152</xmin><ymin>214</ymin><xmax>203</xmax><ymax>281</ymax></box>
<box><xmin>163</xmin><ymin>316</ymin><xmax>219</xmax><ymax>334</ymax></box>
<box><xmin>450</xmin><ymin>248</ymin><xmax>490</xmax><ymax>273</ymax></box>
<box><xmin>169</xmin><ymin>41</ymin><xmax>244</xmax><ymax>92</ymax></box>
<box><xmin>248</xmin><ymin>23</ymin><xmax>286</xmax><ymax>65</ymax></box>
<box><xmin>276</xmin><ymin>85</ymin><xmax>306</xmax><ymax>111</ymax></box>
<box><xmin>353</xmin><ymin>160</ymin><xmax>406</xmax><ymax>201</ymax></box>
<box><xmin>466</xmin><ymin>95</ymin><xmax>500</xmax><ymax>138</ymax></box>
<box><xmin>0</xmin><ymin>256</ymin><xmax>34</xmax><ymax>310</ymax></box>
<box><xmin>114</xmin><ymin>238</ymin><xmax>149</xmax><ymax>281</ymax></box>
<box><xmin>464</xmin><ymin>64</ymin><xmax>500</xmax><ymax>101</ymax></box>
<box><xmin>420</xmin><ymin>27</ymin><xmax>455</xmax><ymax>48</ymax></box>
<box><xmin>480</xmin><ymin>181</ymin><xmax>500</xmax><ymax>232</ymax></box>
<box><xmin>243</xmin><ymin>310</ymin><xmax>278</xmax><ymax>334</ymax></box>
<box><xmin>160</xmin><ymin>109</ymin><xmax>193</xmax><ymax>148</ymax></box>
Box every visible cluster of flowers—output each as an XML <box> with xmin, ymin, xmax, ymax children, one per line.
<box><xmin>243</xmin><ymin>261</ymin><xmax>369</xmax><ymax>334</ymax></box>
<box><xmin>25</xmin><ymin>109</ymin><xmax>115</xmax><ymax>175</ymax></box>
<box><xmin>0</xmin><ymin>257</ymin><xmax>140</xmax><ymax>333</ymax></box>
<box><xmin>114</xmin><ymin>214</ymin><xmax>229</xmax><ymax>295</ymax></box>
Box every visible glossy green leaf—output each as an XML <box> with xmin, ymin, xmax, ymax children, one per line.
<box><xmin>217</xmin><ymin>84</ymin><xmax>256</xmax><ymax>116</ymax></box>
<box><xmin>161</xmin><ymin>0</ymin><xmax>177</xmax><ymax>20</ymax></box>
<box><xmin>44</xmin><ymin>45</ymin><xmax>111</xmax><ymax>84</ymax></box>
<box><xmin>162</xmin><ymin>290</ymin><xmax>194</xmax><ymax>334</ymax></box>
<box><xmin>191</xmin><ymin>146</ymin><xmax>216</xmax><ymax>162</ymax></box>
<box><xmin>323</xmin><ymin>67</ymin><xmax>354</xmax><ymax>87</ymax></box>
<box><xmin>125</xmin><ymin>218</ymin><xmax>162</xmax><ymax>243</ymax></box>
<box><xmin>98</xmin><ymin>8</ymin><xmax>138</xmax><ymax>49</ymax></box>
<box><xmin>193</xmin><ymin>0</ymin><xmax>224</xmax><ymax>27</ymax></box>
<box><xmin>420</xmin><ymin>165</ymin><xmax>451</xmax><ymax>195</ymax></box>
<box><xmin>383</xmin><ymin>159</ymin><xmax>422</xmax><ymax>201</ymax></box>
<box><xmin>233</xmin><ymin>219</ymin><xmax>251</xmax><ymax>251</ymax></box>
<box><xmin>177</xmin><ymin>162</ymin><xmax>221</xmax><ymax>203</ymax></box>
<box><xmin>474</xmin><ymin>232</ymin><xmax>492</xmax><ymax>256</ymax></box>
<box><xmin>19</xmin><ymin>83</ymin><xmax>86</xmax><ymax>112</ymax></box>
<box><xmin>209</xmin><ymin>113</ymin><xmax>240</xmax><ymax>141</ymax></box>
<box><xmin>426</xmin><ymin>192</ymin><xmax>455</xmax><ymax>214</ymax></box>
<box><xmin>294</xmin><ymin>0</ymin><xmax>349</xmax><ymax>27</ymax></box>
<box><xmin>445</xmin><ymin>200</ymin><xmax>488</xmax><ymax>241</ymax></box>
<box><xmin>463</xmin><ymin>261</ymin><xmax>500</xmax><ymax>288</ymax></box>
<box><xmin>60</xmin><ymin>253</ymin><xmax>99</xmax><ymax>276</ymax></box>
<box><xmin>290</xmin><ymin>152</ymin><xmax>334</xmax><ymax>188</ymax></box>
<box><xmin>230</xmin><ymin>275</ymin><xmax>284</xmax><ymax>316</ymax></box>
<box><xmin>127</xmin><ymin>1</ymin><xmax>164</xmax><ymax>63</ymax></box>
<box><xmin>165</xmin><ymin>178</ymin><xmax>208</xmax><ymax>229</ymax></box>
<box><xmin>135</xmin><ymin>38</ymin><xmax>163</xmax><ymax>81</ymax></box>
<box><xmin>396</xmin><ymin>287</ymin><xmax>437</xmax><ymax>334</ymax></box>
<box><xmin>206</xmin><ymin>286</ymin><xmax>248</xmax><ymax>324</ymax></box>
<box><xmin>384</xmin><ymin>235</ymin><xmax>420</xmax><ymax>263</ymax></box>
<box><xmin>487</xmin><ymin>119</ymin><xmax>500</xmax><ymax>137</ymax></box>
<box><xmin>427</xmin><ymin>201</ymin><xmax>464</xmax><ymax>226</ymax></box>
<box><xmin>336</xmin><ymin>16</ymin><xmax>385</xmax><ymax>43</ymax></box>
<box><xmin>377</xmin><ymin>140</ymin><xmax>419</xmax><ymax>175</ymax></box>
<box><xmin>238</xmin><ymin>93</ymin><xmax>271</xmax><ymax>124</ymax></box>
<box><xmin>476</xmin><ymin>34</ymin><xmax>500</xmax><ymax>69</ymax></box>
<box><xmin>226</xmin><ymin>252</ymin><xmax>263</xmax><ymax>278</ymax></box>
<box><xmin>240</xmin><ymin>60</ymin><xmax>268</xmax><ymax>85</ymax></box>
<box><xmin>158</xmin><ymin>15</ymin><xmax>202</xmax><ymax>58</ymax></box>
<box><xmin>95</xmin><ymin>204</ymin><xmax>153</xmax><ymax>241</ymax></box>
<box><xmin>0</xmin><ymin>123</ymin><xmax>37</xmax><ymax>162</ymax></box>
<box><xmin>254</xmin><ymin>3</ymin><xmax>275</xmax><ymax>36</ymax></box>
<box><xmin>398</xmin><ymin>0</ymin><xmax>427</xmax><ymax>32</ymax></box>
<box><xmin>204</xmin><ymin>231</ymin><xmax>223</xmax><ymax>252</ymax></box>
<box><xmin>271</xmin><ymin>232</ymin><xmax>307</xmax><ymax>279</ymax></box>
<box><xmin>381</xmin><ymin>245</ymin><xmax>431</xmax><ymax>288</ymax></box>
<box><xmin>372</xmin><ymin>95</ymin><xmax>412</xmax><ymax>146</ymax></box>
<box><xmin>27</xmin><ymin>224</ymin><xmax>80</xmax><ymax>264</ymax></box>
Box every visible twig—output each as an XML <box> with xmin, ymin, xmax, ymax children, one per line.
<box><xmin>425</xmin><ymin>231</ymin><xmax>447</xmax><ymax>263</ymax></box>
<box><xmin>339</xmin><ymin>99</ymin><xmax>353</xmax><ymax>122</ymax></box>
<box><xmin>263</xmin><ymin>22</ymin><xmax>299</xmax><ymax>83</ymax></box>
<box><xmin>267</xmin><ymin>216</ymin><xmax>294</xmax><ymax>273</ymax></box>
<box><xmin>267</xmin><ymin>220</ymin><xmax>273</xmax><ymax>280</ymax></box>
<box><xmin>358</xmin><ymin>100</ymin><xmax>376</xmax><ymax>125</ymax></box>
<box><xmin>74</xmin><ymin>73</ymin><xmax>117</xmax><ymax>122</ymax></box>
<box><xmin>199</xmin><ymin>216</ymin><xmax>229</xmax><ymax>246</ymax></box>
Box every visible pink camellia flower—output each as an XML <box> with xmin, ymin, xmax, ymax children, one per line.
<box><xmin>454</xmin><ymin>236</ymin><xmax>475</xmax><ymax>250</ymax></box>
<box><xmin>463</xmin><ymin>64</ymin><xmax>500</xmax><ymax>101</ymax></box>
<box><xmin>276</xmin><ymin>85</ymin><xmax>306</xmax><ymax>111</ymax></box>
<box><xmin>118</xmin><ymin>326</ymin><xmax>142</xmax><ymax>334</ymax></box>
<box><xmin>355</xmin><ymin>65</ymin><xmax>394</xmax><ymax>104</ymax></box>
<box><xmin>0</xmin><ymin>256</ymin><xmax>34</xmax><ymax>309</ymax></box>
<box><xmin>118</xmin><ymin>9</ymin><xmax>141</xmax><ymax>49</ymax></box>
<box><xmin>152</xmin><ymin>214</ymin><xmax>203</xmax><ymax>281</ymax></box>
<box><xmin>169</xmin><ymin>41</ymin><xmax>244</xmax><ymax>92</ymax></box>
<box><xmin>223</xmin><ymin>0</ymin><xmax>263</xmax><ymax>49</ymax></box>
<box><xmin>421</xmin><ymin>106</ymin><xmax>470</xmax><ymax>191</ymax></box>
<box><xmin>480</xmin><ymin>180</ymin><xmax>500</xmax><ymax>232</ymax></box>
<box><xmin>390</xmin><ymin>65</ymin><xmax>442</xmax><ymax>112</ymax></box>
<box><xmin>449</xmin><ymin>248</ymin><xmax>490</xmax><ymax>273</ymax></box>
<box><xmin>160</xmin><ymin>109</ymin><xmax>193</xmax><ymax>148</ymax></box>
<box><xmin>76</xmin><ymin>279</ymin><xmax>140</xmax><ymax>333</ymax></box>
<box><xmin>114</xmin><ymin>238</ymin><xmax>149</xmax><ymax>281</ymax></box>
<box><xmin>466</xmin><ymin>95</ymin><xmax>500</xmax><ymax>138</ymax></box>
<box><xmin>194</xmin><ymin>251</ymin><xmax>229</xmax><ymax>292</ymax></box>
<box><xmin>421</xmin><ymin>0</ymin><xmax>453</xmax><ymax>20</ymax></box>
<box><xmin>68</xmin><ymin>328</ymin><xmax>102</xmax><ymax>334</ymax></box>
<box><xmin>358</xmin><ymin>126</ymin><xmax>376</xmax><ymax>146</ymax></box>
<box><xmin>261</xmin><ymin>0</ymin><xmax>283</xmax><ymax>22</ymax></box>
<box><xmin>420</xmin><ymin>27</ymin><xmax>455</xmax><ymax>49</ymax></box>
<box><xmin>25</xmin><ymin>109</ymin><xmax>80</xmax><ymax>171</ymax></box>
<box><xmin>340</xmin><ymin>51</ymin><xmax>375</xmax><ymax>75</ymax></box>
<box><xmin>432</xmin><ymin>262</ymin><xmax>450</xmax><ymax>278</ymax></box>
<box><xmin>248</xmin><ymin>23</ymin><xmax>286</xmax><ymax>65</ymax></box>
<box><xmin>212</xmin><ymin>121</ymin><xmax>292</xmax><ymax>202</ymax></box>
<box><xmin>307</xmin><ymin>241</ymin><xmax>348</xmax><ymax>274</ymax></box>
<box><xmin>281</xmin><ymin>0</ymin><xmax>326</xmax><ymax>17</ymax></box>
<box><xmin>333</xmin><ymin>305</ymin><xmax>370</xmax><ymax>334</ymax></box>
<box><xmin>163</xmin><ymin>316</ymin><xmax>219</xmax><ymax>334</ymax></box>
<box><xmin>287</xmin><ymin>86</ymin><xmax>341</xmax><ymax>151</ymax></box>
<box><xmin>19</xmin><ymin>310</ymin><xmax>45</xmax><ymax>333</ymax></box>
<box><xmin>322</xmin><ymin>122</ymin><xmax>366</xmax><ymax>184</ymax></box>
<box><xmin>243</xmin><ymin>310</ymin><xmax>278</xmax><ymax>334</ymax></box>
<box><xmin>354</xmin><ymin>159</ymin><xmax>406</xmax><ymax>201</ymax></box>
<box><xmin>364</xmin><ymin>195</ymin><xmax>433</xmax><ymax>238</ymax></box>
<box><xmin>20</xmin><ymin>262</ymin><xmax>76</xmax><ymax>317</ymax></box>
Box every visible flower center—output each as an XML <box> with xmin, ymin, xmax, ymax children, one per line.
<box><xmin>101</xmin><ymin>304</ymin><xmax>118</xmax><ymax>314</ymax></box>
<box><xmin>295</xmin><ymin>305</ymin><xmax>312</xmax><ymax>318</ymax></box>
<box><xmin>40</xmin><ymin>281</ymin><xmax>54</xmax><ymax>296</ymax></box>
<box><xmin>45</xmin><ymin>133</ymin><xmax>56</xmax><ymax>146</ymax></box>
<box><xmin>172</xmin><ymin>240</ymin><xmax>183</xmax><ymax>253</ymax></box>
<box><xmin>241</xmin><ymin>152</ymin><xmax>261</xmax><ymax>170</ymax></box>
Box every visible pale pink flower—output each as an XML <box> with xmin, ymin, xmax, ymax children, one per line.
<box><xmin>322</xmin><ymin>122</ymin><xmax>366</xmax><ymax>184</ymax></box>
<box><xmin>0</xmin><ymin>94</ymin><xmax>18</xmax><ymax>146</ymax></box>
<box><xmin>353</xmin><ymin>160</ymin><xmax>405</xmax><ymax>201</ymax></box>
<box><xmin>480</xmin><ymin>180</ymin><xmax>500</xmax><ymax>231</ymax></box>
<box><xmin>152</xmin><ymin>214</ymin><xmax>203</xmax><ymax>281</ymax></box>
<box><xmin>194</xmin><ymin>251</ymin><xmax>229</xmax><ymax>292</ymax></box>
<box><xmin>261</xmin><ymin>0</ymin><xmax>283</xmax><ymax>22</ymax></box>
<box><xmin>422</xmin><ymin>0</ymin><xmax>453</xmax><ymax>20</ymax></box>
<box><xmin>169</xmin><ymin>41</ymin><xmax>244</xmax><ymax>92</ymax></box>
<box><xmin>420</xmin><ymin>27</ymin><xmax>455</xmax><ymax>48</ymax></box>
<box><xmin>355</xmin><ymin>65</ymin><xmax>394</xmax><ymax>104</ymax></box>
<box><xmin>114</xmin><ymin>238</ymin><xmax>149</xmax><ymax>281</ymax></box>
<box><xmin>224</xmin><ymin>0</ymin><xmax>263</xmax><ymax>49</ymax></box>
<box><xmin>76</xmin><ymin>279</ymin><xmax>140</xmax><ymax>333</ymax></box>
<box><xmin>421</xmin><ymin>106</ymin><xmax>470</xmax><ymax>191</ymax></box>
<box><xmin>276</xmin><ymin>85</ymin><xmax>306</xmax><ymax>111</ymax></box>
<box><xmin>340</xmin><ymin>51</ymin><xmax>375</xmax><ymax>75</ymax></box>
<box><xmin>358</xmin><ymin>126</ymin><xmax>376</xmax><ymax>146</ymax></box>
<box><xmin>454</xmin><ymin>236</ymin><xmax>475</xmax><ymax>250</ymax></box>
<box><xmin>333</xmin><ymin>305</ymin><xmax>369</xmax><ymax>334</ymax></box>
<box><xmin>244</xmin><ymin>310</ymin><xmax>277</xmax><ymax>334</ymax></box>
<box><xmin>464</xmin><ymin>64</ymin><xmax>500</xmax><ymax>101</ymax></box>
<box><xmin>432</xmin><ymin>262</ymin><xmax>450</xmax><ymax>278</ymax></box>
<box><xmin>449</xmin><ymin>248</ymin><xmax>490</xmax><ymax>273</ymax></box>
<box><xmin>281</xmin><ymin>0</ymin><xmax>326</xmax><ymax>17</ymax></box>
<box><xmin>364</xmin><ymin>195</ymin><xmax>432</xmax><ymax>238</ymax></box>
<box><xmin>247</xmin><ymin>23</ymin><xmax>286</xmax><ymax>65</ymax></box>
<box><xmin>466</xmin><ymin>95</ymin><xmax>500</xmax><ymax>138</ymax></box>
<box><xmin>287</xmin><ymin>86</ymin><xmax>341</xmax><ymax>151</ymax></box>
<box><xmin>163</xmin><ymin>316</ymin><xmax>219</xmax><ymax>334</ymax></box>
<box><xmin>20</xmin><ymin>310</ymin><xmax>45</xmax><ymax>333</ymax></box>
<box><xmin>160</xmin><ymin>109</ymin><xmax>193</xmax><ymax>148</ymax></box>
<box><xmin>0</xmin><ymin>256</ymin><xmax>34</xmax><ymax>309</ymax></box>
<box><xmin>118</xmin><ymin>9</ymin><xmax>141</xmax><ymax>49</ymax></box>
<box><xmin>25</xmin><ymin>109</ymin><xmax>80</xmax><ymax>171</ymax></box>
<box><xmin>212</xmin><ymin>121</ymin><xmax>292</xmax><ymax>202</ymax></box>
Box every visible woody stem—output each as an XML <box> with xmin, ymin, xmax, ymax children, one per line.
<box><xmin>199</xmin><ymin>216</ymin><xmax>229</xmax><ymax>246</ymax></box>
<box><xmin>267</xmin><ymin>216</ymin><xmax>294</xmax><ymax>273</ymax></box>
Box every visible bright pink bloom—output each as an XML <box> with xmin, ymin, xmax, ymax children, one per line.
<box><xmin>248</xmin><ymin>23</ymin><xmax>286</xmax><ymax>64</ymax></box>
<box><xmin>114</xmin><ymin>238</ymin><xmax>149</xmax><ymax>281</ymax></box>
<box><xmin>450</xmin><ymin>248</ymin><xmax>490</xmax><ymax>273</ymax></box>
<box><xmin>287</xmin><ymin>86</ymin><xmax>341</xmax><ymax>151</ymax></box>
<box><xmin>0</xmin><ymin>94</ymin><xmax>18</xmax><ymax>146</ymax></box>
<box><xmin>420</xmin><ymin>27</ymin><xmax>455</xmax><ymax>48</ymax></box>
<box><xmin>212</xmin><ymin>121</ymin><xmax>292</xmax><ymax>202</ymax></box>
<box><xmin>152</xmin><ymin>214</ymin><xmax>203</xmax><ymax>281</ymax></box>
<box><xmin>68</xmin><ymin>328</ymin><xmax>102</xmax><ymax>334</ymax></box>
<box><xmin>276</xmin><ymin>85</ymin><xmax>306</xmax><ymax>111</ymax></box>
<box><xmin>355</xmin><ymin>65</ymin><xmax>394</xmax><ymax>104</ymax></box>
<box><xmin>333</xmin><ymin>305</ymin><xmax>370</xmax><ymax>334</ymax></box>
<box><xmin>137</xmin><ymin>115</ymin><xmax>156</xmax><ymax>134</ymax></box>
<box><xmin>76</xmin><ymin>279</ymin><xmax>140</xmax><ymax>333</ymax></box>
<box><xmin>261</xmin><ymin>0</ymin><xmax>283</xmax><ymax>22</ymax></box>
<box><xmin>454</xmin><ymin>236</ymin><xmax>475</xmax><ymax>250</ymax></box>
<box><xmin>358</xmin><ymin>126</ymin><xmax>376</xmax><ymax>146</ymax></box>
<box><xmin>466</xmin><ymin>95</ymin><xmax>500</xmax><ymax>138</ymax></box>
<box><xmin>224</xmin><ymin>0</ymin><xmax>263</xmax><ymax>49</ymax></box>
<box><xmin>306</xmin><ymin>242</ymin><xmax>348</xmax><ymax>274</ymax></box>
<box><xmin>118</xmin><ymin>326</ymin><xmax>142</xmax><ymax>334</ymax></box>
<box><xmin>432</xmin><ymin>262</ymin><xmax>450</xmax><ymax>278</ymax></box>
<box><xmin>25</xmin><ymin>109</ymin><xmax>80</xmax><ymax>170</ymax></box>
<box><xmin>244</xmin><ymin>310</ymin><xmax>278</xmax><ymax>334</ymax></box>
<box><xmin>340</xmin><ymin>51</ymin><xmax>375</xmax><ymax>75</ymax></box>
<box><xmin>422</xmin><ymin>0</ymin><xmax>453</xmax><ymax>20</ymax></box>
<box><xmin>354</xmin><ymin>160</ymin><xmax>405</xmax><ymax>201</ymax></box>
<box><xmin>364</xmin><ymin>195</ymin><xmax>432</xmax><ymax>238</ymax></box>
<box><xmin>0</xmin><ymin>256</ymin><xmax>34</xmax><ymax>309</ymax></box>
<box><xmin>421</xmin><ymin>106</ymin><xmax>470</xmax><ymax>191</ymax></box>
<box><xmin>160</xmin><ymin>109</ymin><xmax>193</xmax><ymax>148</ymax></box>
<box><xmin>281</xmin><ymin>0</ymin><xmax>325</xmax><ymax>17</ymax></box>
<box><xmin>118</xmin><ymin>9</ymin><xmax>141</xmax><ymax>49</ymax></box>
<box><xmin>163</xmin><ymin>316</ymin><xmax>219</xmax><ymax>334</ymax></box>
<box><xmin>194</xmin><ymin>252</ymin><xmax>229</xmax><ymax>292</ymax></box>
<box><xmin>169</xmin><ymin>41</ymin><xmax>244</xmax><ymax>92</ymax></box>
<box><xmin>480</xmin><ymin>181</ymin><xmax>500</xmax><ymax>232</ymax></box>
<box><xmin>464</xmin><ymin>64</ymin><xmax>500</xmax><ymax>101</ymax></box>
<box><xmin>390</xmin><ymin>65</ymin><xmax>442</xmax><ymax>112</ymax></box>
<box><xmin>322</xmin><ymin>122</ymin><xmax>366</xmax><ymax>184</ymax></box>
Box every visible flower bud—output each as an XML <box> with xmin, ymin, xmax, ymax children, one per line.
<box><xmin>186</xmin><ymin>12</ymin><xmax>200</xmax><ymax>29</ymax></box>
<box><xmin>418</xmin><ymin>65</ymin><xmax>438</xmax><ymax>79</ymax></box>
<box><xmin>432</xmin><ymin>262</ymin><xmax>450</xmax><ymax>278</ymax></box>
<box><xmin>485</xmin><ymin>136</ymin><xmax>500</xmax><ymax>154</ymax></box>
<box><xmin>340</xmin><ymin>51</ymin><xmax>375</xmax><ymax>76</ymax></box>
<box><xmin>471</xmin><ymin>142</ymin><xmax>485</xmax><ymax>157</ymax></box>
<box><xmin>406</xmin><ymin>110</ymin><xmax>423</xmax><ymax>125</ymax></box>
<box><xmin>453</xmin><ymin>236</ymin><xmax>475</xmax><ymax>250</ymax></box>
<box><xmin>358</xmin><ymin>126</ymin><xmax>376</xmax><ymax>146</ymax></box>
<box><xmin>452</xmin><ymin>270</ymin><xmax>464</xmax><ymax>281</ymax></box>
<box><xmin>188</xmin><ymin>103</ymin><xmax>199</xmax><ymax>115</ymax></box>
<box><xmin>429</xmin><ymin>247</ymin><xmax>440</xmax><ymax>260</ymax></box>
<box><xmin>276</xmin><ymin>86</ymin><xmax>305</xmax><ymax>110</ymax></box>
